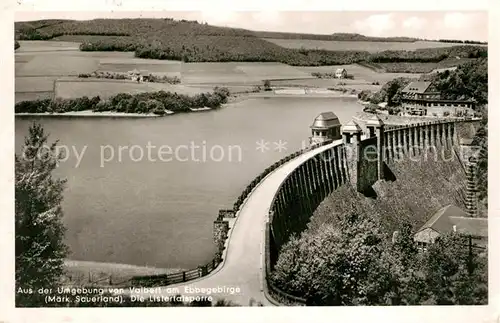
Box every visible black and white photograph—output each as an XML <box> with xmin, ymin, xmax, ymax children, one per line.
<box><xmin>1</xmin><ymin>2</ymin><xmax>498</xmax><ymax>322</ymax></box>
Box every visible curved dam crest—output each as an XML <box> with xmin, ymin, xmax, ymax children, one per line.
<box><xmin>118</xmin><ymin>116</ymin><xmax>480</xmax><ymax>306</ymax></box>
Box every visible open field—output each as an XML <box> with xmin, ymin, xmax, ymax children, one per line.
<box><xmin>16</xmin><ymin>41</ymin><xmax>459</xmax><ymax>104</ymax></box>
<box><xmin>54</xmin><ymin>78</ymin><xmax>211</xmax><ymax>99</ymax></box>
<box><xmin>15</xmin><ymin>42</ymin><xmax>189</xmax><ymax>101</ymax></box>
<box><xmin>181</xmin><ymin>62</ymin><xmax>313</xmax><ymax>84</ymax></box>
<box><xmin>271</xmin><ymin>80</ymin><xmax>383</xmax><ymax>93</ymax></box>
<box><xmin>16</xmin><ymin>76</ymin><xmax>59</xmax><ymax>92</ymax></box>
<box><xmin>15</xmin><ymin>91</ymin><xmax>53</xmax><ymax>103</ymax></box>
<box><xmin>16</xmin><ymin>55</ymin><xmax>100</xmax><ymax>77</ymax></box>
<box><xmin>97</xmin><ymin>63</ymin><xmax>181</xmax><ymax>78</ymax></box>
<box><xmin>294</xmin><ymin>64</ymin><xmax>420</xmax><ymax>83</ymax></box>
<box><xmin>265</xmin><ymin>38</ymin><xmax>486</xmax><ymax>52</ymax></box>
<box><xmin>359</xmin><ymin>57</ymin><xmax>477</xmax><ymax>73</ymax></box>
<box><xmin>15</xmin><ymin>40</ymin><xmax>81</xmax><ymax>52</ymax></box>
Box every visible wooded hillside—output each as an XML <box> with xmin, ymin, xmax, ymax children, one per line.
<box><xmin>15</xmin><ymin>19</ymin><xmax>487</xmax><ymax>67</ymax></box>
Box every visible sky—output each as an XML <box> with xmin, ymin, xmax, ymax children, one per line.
<box><xmin>15</xmin><ymin>11</ymin><xmax>488</xmax><ymax>42</ymax></box>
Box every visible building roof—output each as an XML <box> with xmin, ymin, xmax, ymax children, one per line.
<box><xmin>311</xmin><ymin>112</ymin><xmax>341</xmax><ymax>129</ymax></box>
<box><xmin>449</xmin><ymin>216</ymin><xmax>488</xmax><ymax>238</ymax></box>
<box><xmin>416</xmin><ymin>204</ymin><xmax>488</xmax><ymax>238</ymax></box>
<box><xmin>402</xmin><ymin>82</ymin><xmax>432</xmax><ymax>94</ymax></box>
<box><xmin>342</xmin><ymin>120</ymin><xmax>362</xmax><ymax>133</ymax></box>
<box><xmin>459</xmin><ymin>138</ymin><xmax>474</xmax><ymax>146</ymax></box>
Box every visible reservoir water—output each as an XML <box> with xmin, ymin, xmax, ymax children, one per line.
<box><xmin>15</xmin><ymin>96</ymin><xmax>362</xmax><ymax>269</ymax></box>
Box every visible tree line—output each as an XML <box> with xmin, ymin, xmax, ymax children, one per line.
<box><xmin>15</xmin><ymin>87</ymin><xmax>231</xmax><ymax>115</ymax></box>
<box><xmin>438</xmin><ymin>39</ymin><xmax>487</xmax><ymax>45</ymax></box>
<box><xmin>254</xmin><ymin>31</ymin><xmax>418</xmax><ymax>42</ymax></box>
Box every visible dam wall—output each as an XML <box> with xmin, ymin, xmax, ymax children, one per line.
<box><xmin>265</xmin><ymin>117</ymin><xmax>481</xmax><ymax>305</ymax></box>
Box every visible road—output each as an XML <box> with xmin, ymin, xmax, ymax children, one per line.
<box><xmin>128</xmin><ymin>141</ymin><xmax>340</xmax><ymax>306</ymax></box>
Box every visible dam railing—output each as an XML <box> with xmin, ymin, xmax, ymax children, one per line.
<box><xmin>265</xmin><ymin>140</ymin><xmax>347</xmax><ymax>305</ymax></box>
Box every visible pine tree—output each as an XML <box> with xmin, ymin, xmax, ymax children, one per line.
<box><xmin>15</xmin><ymin>122</ymin><xmax>69</xmax><ymax>306</ymax></box>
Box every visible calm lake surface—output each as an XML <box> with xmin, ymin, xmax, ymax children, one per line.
<box><xmin>15</xmin><ymin>96</ymin><xmax>362</xmax><ymax>269</ymax></box>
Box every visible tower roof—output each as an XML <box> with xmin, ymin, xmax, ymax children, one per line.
<box><xmin>342</xmin><ymin>120</ymin><xmax>362</xmax><ymax>133</ymax></box>
<box><xmin>366</xmin><ymin>114</ymin><xmax>384</xmax><ymax>127</ymax></box>
<box><xmin>311</xmin><ymin>112</ymin><xmax>341</xmax><ymax>129</ymax></box>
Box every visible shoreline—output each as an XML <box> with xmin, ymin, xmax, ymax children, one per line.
<box><xmin>14</xmin><ymin>90</ymin><xmax>358</xmax><ymax>118</ymax></box>
<box><xmin>16</xmin><ymin>111</ymin><xmax>163</xmax><ymax>118</ymax></box>
<box><xmin>227</xmin><ymin>90</ymin><xmax>358</xmax><ymax>102</ymax></box>
<box><xmin>63</xmin><ymin>260</ymin><xmax>185</xmax><ymax>285</ymax></box>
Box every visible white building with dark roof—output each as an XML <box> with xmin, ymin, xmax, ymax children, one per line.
<box><xmin>334</xmin><ymin>68</ymin><xmax>347</xmax><ymax>79</ymax></box>
<box><xmin>401</xmin><ymin>81</ymin><xmax>475</xmax><ymax>117</ymax></box>
<box><xmin>414</xmin><ymin>204</ymin><xmax>487</xmax><ymax>250</ymax></box>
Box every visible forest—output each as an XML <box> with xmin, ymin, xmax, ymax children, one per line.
<box><xmin>421</xmin><ymin>58</ymin><xmax>488</xmax><ymax>105</ymax></box>
<box><xmin>15</xmin><ymin>87</ymin><xmax>230</xmax><ymax>115</ymax></box>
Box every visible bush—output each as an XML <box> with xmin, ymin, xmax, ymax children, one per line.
<box><xmin>370</xmin><ymin>77</ymin><xmax>415</xmax><ymax>105</ymax></box>
<box><xmin>146</xmin><ymin>99</ymin><xmax>164</xmax><ymax>114</ymax></box>
<box><xmin>358</xmin><ymin>90</ymin><xmax>373</xmax><ymax>101</ymax></box>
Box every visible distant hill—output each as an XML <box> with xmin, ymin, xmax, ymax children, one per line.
<box><xmin>14</xmin><ymin>18</ymin><xmax>487</xmax><ymax>67</ymax></box>
<box><xmin>253</xmin><ymin>31</ymin><xmax>419</xmax><ymax>42</ymax></box>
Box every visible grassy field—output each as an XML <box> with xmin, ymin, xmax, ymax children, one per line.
<box><xmin>181</xmin><ymin>62</ymin><xmax>313</xmax><ymax>85</ymax></box>
<box><xmin>54</xmin><ymin>78</ymin><xmax>210</xmax><ymax>99</ymax></box>
<box><xmin>15</xmin><ymin>91</ymin><xmax>53</xmax><ymax>103</ymax></box>
<box><xmin>359</xmin><ymin>57</ymin><xmax>476</xmax><ymax>73</ymax></box>
<box><xmin>16</xmin><ymin>55</ymin><xmax>100</xmax><ymax>77</ymax></box>
<box><xmin>265</xmin><ymin>39</ymin><xmax>485</xmax><ymax>52</ymax></box>
<box><xmin>295</xmin><ymin>64</ymin><xmax>420</xmax><ymax>83</ymax></box>
<box><xmin>97</xmin><ymin>59</ymin><xmax>182</xmax><ymax>78</ymax></box>
<box><xmin>16</xmin><ymin>76</ymin><xmax>59</xmax><ymax>92</ymax></box>
<box><xmin>15</xmin><ymin>40</ymin><xmax>81</xmax><ymax>52</ymax></box>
